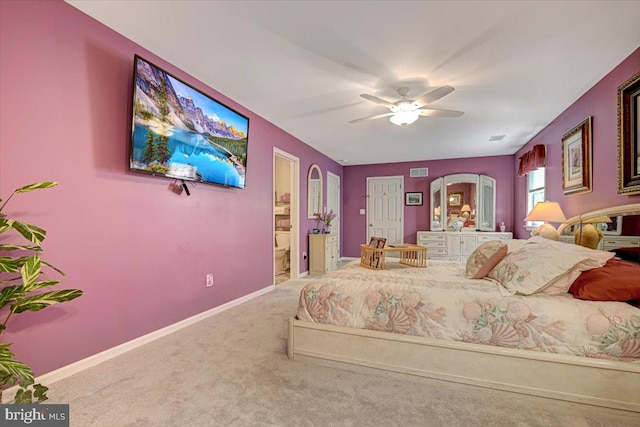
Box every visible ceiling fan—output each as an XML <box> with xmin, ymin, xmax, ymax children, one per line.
<box><xmin>349</xmin><ymin>86</ymin><xmax>464</xmax><ymax>126</ymax></box>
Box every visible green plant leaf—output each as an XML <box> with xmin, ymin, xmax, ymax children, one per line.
<box><xmin>32</xmin><ymin>383</ymin><xmax>48</xmax><ymax>403</ymax></box>
<box><xmin>0</xmin><ymin>257</ymin><xmax>18</xmax><ymax>273</ymax></box>
<box><xmin>23</xmin><ymin>280</ymin><xmax>60</xmax><ymax>294</ymax></box>
<box><xmin>13</xmin><ymin>289</ymin><xmax>83</xmax><ymax>313</ymax></box>
<box><xmin>15</xmin><ymin>182</ymin><xmax>58</xmax><ymax>193</ymax></box>
<box><xmin>0</xmin><ymin>219</ymin><xmax>14</xmax><ymax>234</ymax></box>
<box><xmin>0</xmin><ymin>244</ymin><xmax>42</xmax><ymax>251</ymax></box>
<box><xmin>41</xmin><ymin>260</ymin><xmax>65</xmax><ymax>277</ymax></box>
<box><xmin>0</xmin><ymin>285</ymin><xmax>25</xmax><ymax>309</ymax></box>
<box><xmin>0</xmin><ymin>344</ymin><xmax>34</xmax><ymax>383</ymax></box>
<box><xmin>12</xmin><ymin>221</ymin><xmax>47</xmax><ymax>245</ymax></box>
<box><xmin>20</xmin><ymin>255</ymin><xmax>42</xmax><ymax>288</ymax></box>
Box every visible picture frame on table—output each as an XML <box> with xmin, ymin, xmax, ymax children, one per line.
<box><xmin>562</xmin><ymin>116</ymin><xmax>592</xmax><ymax>195</ymax></box>
<box><xmin>617</xmin><ymin>71</ymin><xmax>640</xmax><ymax>195</ymax></box>
<box><xmin>405</xmin><ymin>192</ymin><xmax>423</xmax><ymax>206</ymax></box>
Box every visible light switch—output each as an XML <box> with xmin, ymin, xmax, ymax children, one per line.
<box><xmin>359</xmin><ymin>209</ymin><xmax>366</xmax><ymax>215</ymax></box>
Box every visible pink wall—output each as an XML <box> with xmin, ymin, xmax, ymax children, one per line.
<box><xmin>342</xmin><ymin>156</ymin><xmax>514</xmax><ymax>257</ymax></box>
<box><xmin>0</xmin><ymin>0</ymin><xmax>341</xmax><ymax>375</ymax></box>
<box><xmin>513</xmin><ymin>48</ymin><xmax>640</xmax><ymax>239</ymax></box>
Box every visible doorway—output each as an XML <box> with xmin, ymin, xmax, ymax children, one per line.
<box><xmin>273</xmin><ymin>148</ymin><xmax>299</xmax><ymax>285</ymax></box>
<box><xmin>326</xmin><ymin>171</ymin><xmax>341</xmax><ymax>259</ymax></box>
<box><xmin>366</xmin><ymin>176</ymin><xmax>404</xmax><ymax>245</ymax></box>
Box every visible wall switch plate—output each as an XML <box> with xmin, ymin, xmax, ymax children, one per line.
<box><xmin>359</xmin><ymin>209</ymin><xmax>366</xmax><ymax>215</ymax></box>
<box><xmin>206</xmin><ymin>274</ymin><xmax>213</xmax><ymax>287</ymax></box>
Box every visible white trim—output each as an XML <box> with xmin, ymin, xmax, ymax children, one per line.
<box><xmin>326</xmin><ymin>171</ymin><xmax>341</xmax><ymax>258</ymax></box>
<box><xmin>297</xmin><ymin>271</ymin><xmax>309</xmax><ymax>278</ymax></box>
<box><xmin>2</xmin><ymin>284</ymin><xmax>274</xmax><ymax>403</ymax></box>
<box><xmin>273</xmin><ymin>148</ymin><xmax>300</xmax><ymax>284</ymax></box>
<box><xmin>288</xmin><ymin>318</ymin><xmax>640</xmax><ymax>412</ymax></box>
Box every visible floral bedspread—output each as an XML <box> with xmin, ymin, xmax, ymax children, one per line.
<box><xmin>297</xmin><ymin>260</ymin><xmax>640</xmax><ymax>363</ymax></box>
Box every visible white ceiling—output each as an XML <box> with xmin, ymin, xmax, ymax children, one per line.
<box><xmin>66</xmin><ymin>1</ymin><xmax>640</xmax><ymax>165</ymax></box>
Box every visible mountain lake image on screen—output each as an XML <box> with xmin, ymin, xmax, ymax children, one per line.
<box><xmin>129</xmin><ymin>55</ymin><xmax>250</xmax><ymax>189</ymax></box>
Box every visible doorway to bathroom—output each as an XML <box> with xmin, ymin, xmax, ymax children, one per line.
<box><xmin>273</xmin><ymin>148</ymin><xmax>299</xmax><ymax>285</ymax></box>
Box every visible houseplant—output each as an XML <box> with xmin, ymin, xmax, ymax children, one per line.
<box><xmin>316</xmin><ymin>209</ymin><xmax>336</xmax><ymax>234</ymax></box>
<box><xmin>0</xmin><ymin>182</ymin><xmax>83</xmax><ymax>403</ymax></box>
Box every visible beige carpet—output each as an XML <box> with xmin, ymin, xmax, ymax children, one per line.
<box><xmin>48</xmin><ymin>278</ymin><xmax>640</xmax><ymax>426</ymax></box>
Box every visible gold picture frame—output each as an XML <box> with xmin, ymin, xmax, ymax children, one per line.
<box><xmin>561</xmin><ymin>116</ymin><xmax>592</xmax><ymax>195</ymax></box>
<box><xmin>617</xmin><ymin>71</ymin><xmax>640</xmax><ymax>195</ymax></box>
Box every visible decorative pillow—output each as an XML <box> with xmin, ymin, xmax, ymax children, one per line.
<box><xmin>612</xmin><ymin>246</ymin><xmax>640</xmax><ymax>264</ymax></box>
<box><xmin>487</xmin><ymin>241</ymin><xmax>595</xmax><ymax>296</ymax></box>
<box><xmin>465</xmin><ymin>240</ymin><xmax>508</xmax><ymax>279</ymax></box>
<box><xmin>569</xmin><ymin>259</ymin><xmax>640</xmax><ymax>301</ymax></box>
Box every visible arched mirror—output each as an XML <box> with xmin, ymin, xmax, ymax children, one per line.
<box><xmin>430</xmin><ymin>173</ymin><xmax>496</xmax><ymax>232</ymax></box>
<box><xmin>308</xmin><ymin>164</ymin><xmax>323</xmax><ymax>219</ymax></box>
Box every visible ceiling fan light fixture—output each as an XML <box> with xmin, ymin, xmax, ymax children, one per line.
<box><xmin>390</xmin><ymin>111</ymin><xmax>419</xmax><ymax>126</ymax></box>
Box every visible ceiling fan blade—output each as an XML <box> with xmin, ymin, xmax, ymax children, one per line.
<box><xmin>414</xmin><ymin>85</ymin><xmax>455</xmax><ymax>107</ymax></box>
<box><xmin>417</xmin><ymin>108</ymin><xmax>464</xmax><ymax>118</ymax></box>
<box><xmin>348</xmin><ymin>112</ymin><xmax>394</xmax><ymax>124</ymax></box>
<box><xmin>360</xmin><ymin>93</ymin><xmax>395</xmax><ymax>108</ymax></box>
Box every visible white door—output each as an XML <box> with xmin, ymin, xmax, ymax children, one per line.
<box><xmin>326</xmin><ymin>172</ymin><xmax>341</xmax><ymax>259</ymax></box>
<box><xmin>366</xmin><ymin>176</ymin><xmax>404</xmax><ymax>245</ymax></box>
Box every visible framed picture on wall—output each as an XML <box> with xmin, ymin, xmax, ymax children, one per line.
<box><xmin>617</xmin><ymin>71</ymin><xmax>640</xmax><ymax>195</ymax></box>
<box><xmin>405</xmin><ymin>192</ymin><xmax>423</xmax><ymax>206</ymax></box>
<box><xmin>562</xmin><ymin>116</ymin><xmax>592</xmax><ymax>195</ymax></box>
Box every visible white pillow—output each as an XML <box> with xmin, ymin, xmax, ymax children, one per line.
<box><xmin>488</xmin><ymin>241</ymin><xmax>597</xmax><ymax>296</ymax></box>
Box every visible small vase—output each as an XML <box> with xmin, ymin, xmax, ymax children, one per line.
<box><xmin>324</xmin><ymin>224</ymin><xmax>331</xmax><ymax>234</ymax></box>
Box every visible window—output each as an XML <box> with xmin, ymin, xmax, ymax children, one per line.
<box><xmin>526</xmin><ymin>167</ymin><xmax>545</xmax><ymax>228</ymax></box>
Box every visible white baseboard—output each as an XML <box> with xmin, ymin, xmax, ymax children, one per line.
<box><xmin>2</xmin><ymin>284</ymin><xmax>275</xmax><ymax>402</ymax></box>
<box><xmin>297</xmin><ymin>271</ymin><xmax>309</xmax><ymax>278</ymax></box>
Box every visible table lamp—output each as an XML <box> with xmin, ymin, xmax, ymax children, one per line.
<box><xmin>525</xmin><ymin>201</ymin><xmax>567</xmax><ymax>240</ymax></box>
<box><xmin>575</xmin><ymin>215</ymin><xmax>611</xmax><ymax>249</ymax></box>
<box><xmin>461</xmin><ymin>204</ymin><xmax>472</xmax><ymax>219</ymax></box>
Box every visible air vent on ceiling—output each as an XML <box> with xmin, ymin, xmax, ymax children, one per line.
<box><xmin>489</xmin><ymin>135</ymin><xmax>506</xmax><ymax>142</ymax></box>
<box><xmin>410</xmin><ymin>167</ymin><xmax>428</xmax><ymax>178</ymax></box>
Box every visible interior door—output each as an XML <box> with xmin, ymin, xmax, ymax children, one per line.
<box><xmin>367</xmin><ymin>176</ymin><xmax>404</xmax><ymax>245</ymax></box>
<box><xmin>326</xmin><ymin>171</ymin><xmax>341</xmax><ymax>259</ymax></box>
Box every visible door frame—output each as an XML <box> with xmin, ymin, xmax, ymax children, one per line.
<box><xmin>273</xmin><ymin>148</ymin><xmax>300</xmax><ymax>282</ymax></box>
<box><xmin>326</xmin><ymin>171</ymin><xmax>341</xmax><ymax>259</ymax></box>
<box><xmin>365</xmin><ymin>175</ymin><xmax>404</xmax><ymax>244</ymax></box>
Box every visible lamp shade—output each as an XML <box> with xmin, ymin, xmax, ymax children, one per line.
<box><xmin>461</xmin><ymin>204</ymin><xmax>471</xmax><ymax>213</ymax></box>
<box><xmin>524</xmin><ymin>202</ymin><xmax>566</xmax><ymax>223</ymax></box>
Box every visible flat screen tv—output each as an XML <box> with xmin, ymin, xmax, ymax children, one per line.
<box><xmin>129</xmin><ymin>55</ymin><xmax>249</xmax><ymax>189</ymax></box>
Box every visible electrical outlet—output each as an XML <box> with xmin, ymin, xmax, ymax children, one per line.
<box><xmin>206</xmin><ymin>274</ymin><xmax>213</xmax><ymax>287</ymax></box>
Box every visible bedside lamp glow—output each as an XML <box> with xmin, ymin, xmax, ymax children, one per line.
<box><xmin>525</xmin><ymin>201</ymin><xmax>566</xmax><ymax>241</ymax></box>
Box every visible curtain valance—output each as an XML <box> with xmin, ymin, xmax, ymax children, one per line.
<box><xmin>517</xmin><ymin>144</ymin><xmax>546</xmax><ymax>177</ymax></box>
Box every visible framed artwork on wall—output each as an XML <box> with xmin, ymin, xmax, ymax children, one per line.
<box><xmin>617</xmin><ymin>71</ymin><xmax>640</xmax><ymax>195</ymax></box>
<box><xmin>405</xmin><ymin>192</ymin><xmax>423</xmax><ymax>206</ymax></box>
<box><xmin>561</xmin><ymin>116</ymin><xmax>592</xmax><ymax>195</ymax></box>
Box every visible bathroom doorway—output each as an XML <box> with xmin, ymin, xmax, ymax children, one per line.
<box><xmin>273</xmin><ymin>148</ymin><xmax>299</xmax><ymax>285</ymax></box>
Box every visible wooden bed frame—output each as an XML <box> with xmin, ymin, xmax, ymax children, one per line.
<box><xmin>289</xmin><ymin>203</ymin><xmax>640</xmax><ymax>413</ymax></box>
<box><xmin>288</xmin><ymin>318</ymin><xmax>640</xmax><ymax>412</ymax></box>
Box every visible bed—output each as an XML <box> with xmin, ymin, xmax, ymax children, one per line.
<box><xmin>288</xmin><ymin>205</ymin><xmax>640</xmax><ymax>412</ymax></box>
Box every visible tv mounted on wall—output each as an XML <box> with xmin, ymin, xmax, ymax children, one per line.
<box><xmin>129</xmin><ymin>55</ymin><xmax>249</xmax><ymax>189</ymax></box>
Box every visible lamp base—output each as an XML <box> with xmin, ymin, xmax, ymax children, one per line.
<box><xmin>575</xmin><ymin>224</ymin><xmax>602</xmax><ymax>250</ymax></box>
<box><xmin>530</xmin><ymin>223</ymin><xmax>559</xmax><ymax>240</ymax></box>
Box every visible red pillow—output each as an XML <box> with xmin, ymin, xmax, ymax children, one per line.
<box><xmin>569</xmin><ymin>259</ymin><xmax>640</xmax><ymax>301</ymax></box>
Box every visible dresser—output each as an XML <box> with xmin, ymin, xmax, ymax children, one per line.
<box><xmin>559</xmin><ymin>235</ymin><xmax>640</xmax><ymax>251</ymax></box>
<box><xmin>309</xmin><ymin>233</ymin><xmax>338</xmax><ymax>275</ymax></box>
<box><xmin>416</xmin><ymin>231</ymin><xmax>513</xmax><ymax>260</ymax></box>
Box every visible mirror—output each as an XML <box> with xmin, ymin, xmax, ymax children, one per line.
<box><xmin>307</xmin><ymin>164</ymin><xmax>323</xmax><ymax>219</ymax></box>
<box><xmin>430</xmin><ymin>174</ymin><xmax>496</xmax><ymax>232</ymax></box>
